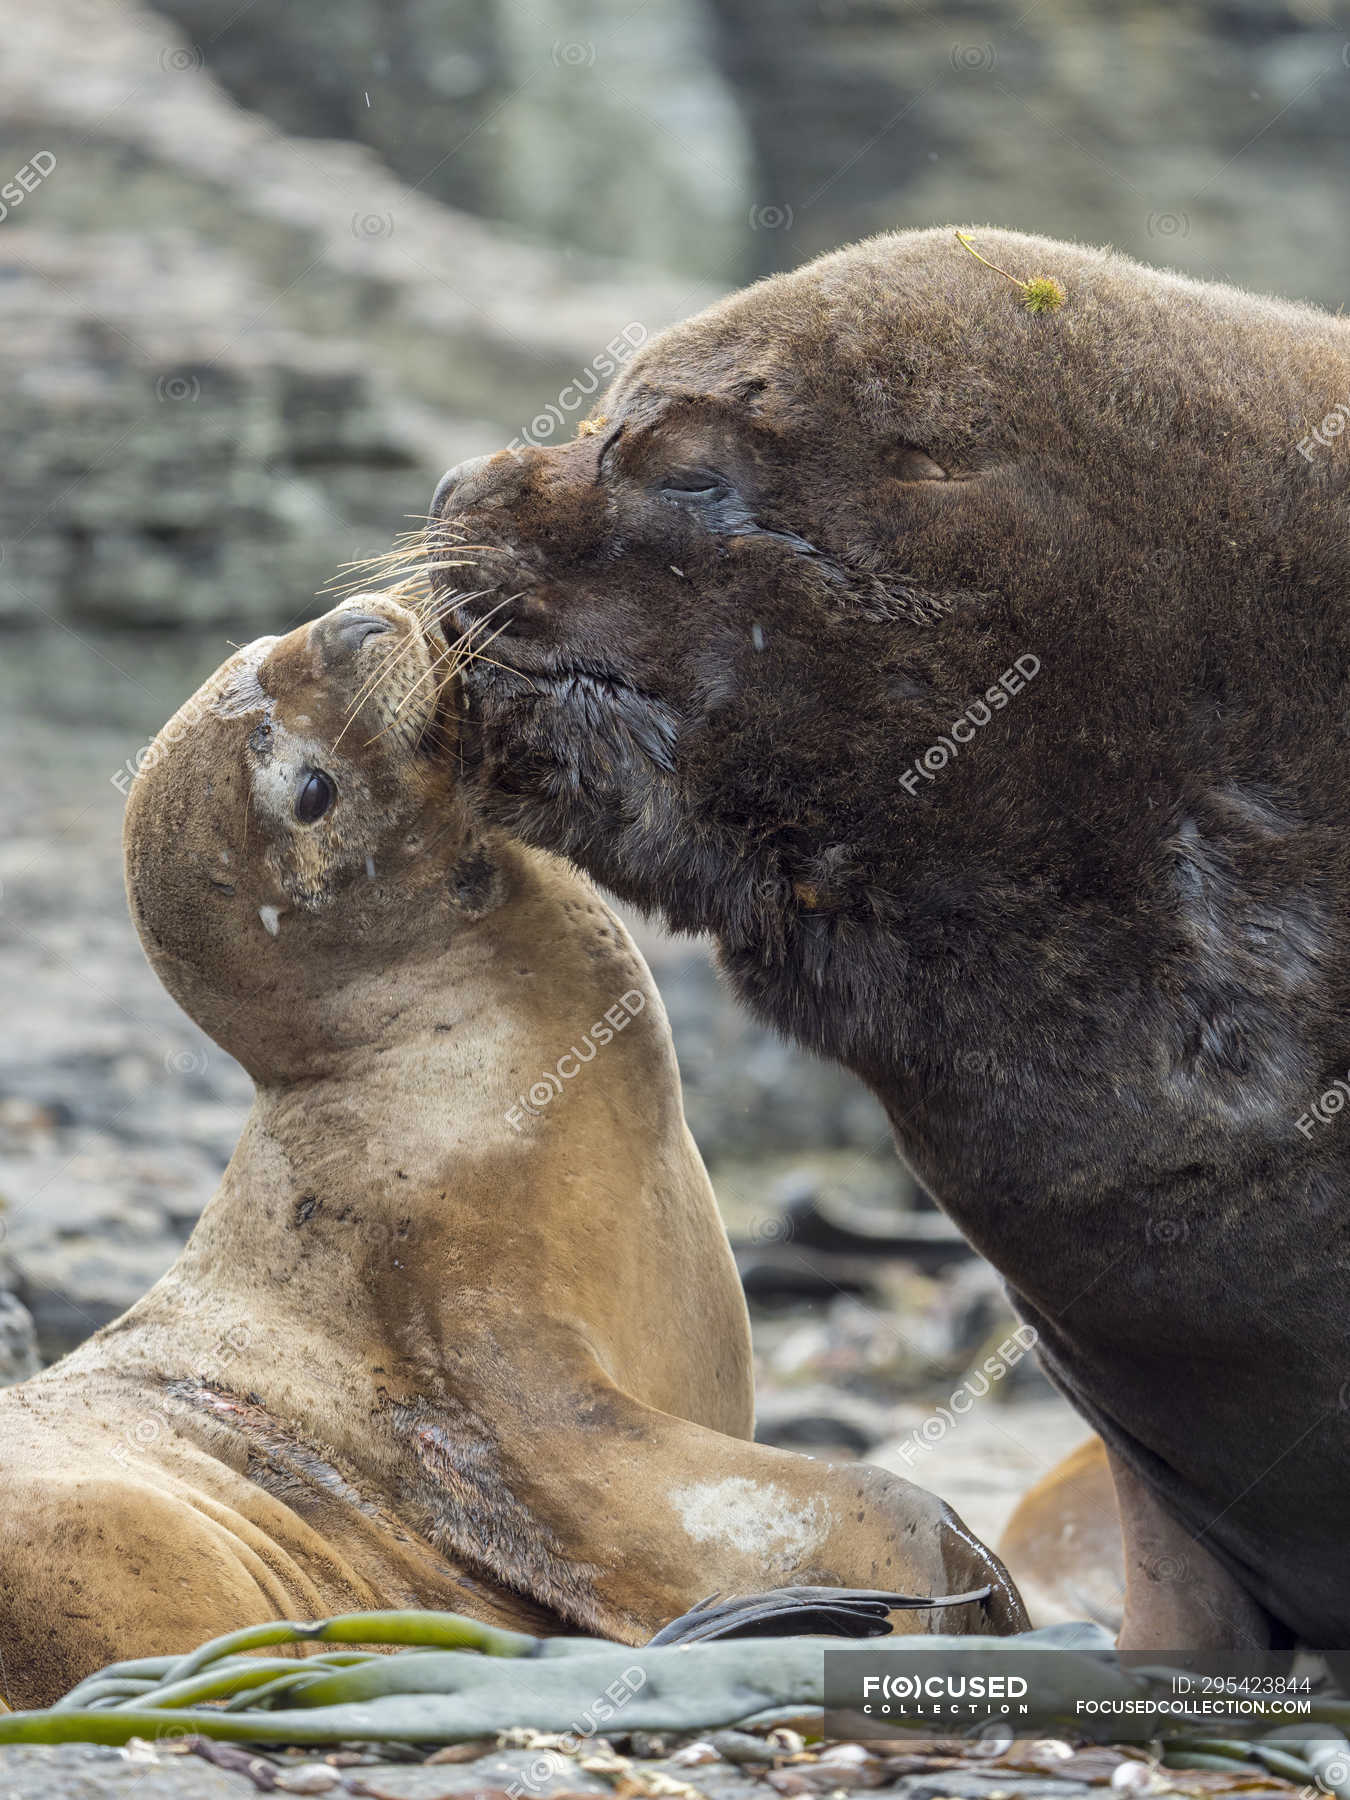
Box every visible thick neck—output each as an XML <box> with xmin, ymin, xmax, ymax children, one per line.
<box><xmin>163</xmin><ymin>840</ymin><xmax>666</xmax><ymax>1355</ymax></box>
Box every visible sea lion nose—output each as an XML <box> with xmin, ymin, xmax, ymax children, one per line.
<box><xmin>317</xmin><ymin>611</ymin><xmax>395</xmax><ymax>658</ymax></box>
<box><xmin>431</xmin><ymin>454</ymin><xmax>493</xmax><ymax>520</ymax></box>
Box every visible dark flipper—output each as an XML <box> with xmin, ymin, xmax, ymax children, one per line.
<box><xmin>647</xmin><ymin>1583</ymin><xmax>993</xmax><ymax>1644</ymax></box>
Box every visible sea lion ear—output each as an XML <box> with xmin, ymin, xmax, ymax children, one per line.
<box><xmin>887</xmin><ymin>446</ymin><xmax>949</xmax><ymax>482</ymax></box>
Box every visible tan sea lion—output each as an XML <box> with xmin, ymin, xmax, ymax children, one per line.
<box><xmin>998</xmin><ymin>1438</ymin><xmax>1124</xmax><ymax>1632</ymax></box>
<box><xmin>0</xmin><ymin>594</ymin><xmax>1024</xmax><ymax>1709</ymax></box>
<box><xmin>429</xmin><ymin>227</ymin><xmax>1350</xmax><ymax>1650</ymax></box>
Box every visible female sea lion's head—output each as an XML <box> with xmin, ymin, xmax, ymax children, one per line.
<box><xmin>124</xmin><ymin>594</ymin><xmax>483</xmax><ymax>1078</ymax></box>
<box><xmin>429</xmin><ymin>227</ymin><xmax>1349</xmax><ymax>971</ymax></box>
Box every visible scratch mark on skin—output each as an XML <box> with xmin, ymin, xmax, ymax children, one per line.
<box><xmin>670</xmin><ymin>1477</ymin><xmax>829</xmax><ymax>1571</ymax></box>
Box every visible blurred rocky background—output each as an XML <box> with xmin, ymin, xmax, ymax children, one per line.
<box><xmin>2</xmin><ymin>0</ymin><xmax>1347</xmax><ymax>1558</ymax></box>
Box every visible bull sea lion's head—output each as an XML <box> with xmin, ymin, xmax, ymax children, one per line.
<box><xmin>429</xmin><ymin>227</ymin><xmax>1349</xmax><ymax>1020</ymax></box>
<box><xmin>124</xmin><ymin>595</ymin><xmax>483</xmax><ymax>1079</ymax></box>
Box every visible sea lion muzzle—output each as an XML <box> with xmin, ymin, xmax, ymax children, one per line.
<box><xmin>428</xmin><ymin>225</ymin><xmax>1350</xmax><ymax>1652</ymax></box>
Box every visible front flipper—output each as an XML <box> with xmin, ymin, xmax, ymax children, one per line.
<box><xmin>647</xmin><ymin>1583</ymin><xmax>994</xmax><ymax>1644</ymax></box>
<box><xmin>405</xmin><ymin>1338</ymin><xmax>1028</xmax><ymax>1643</ymax></box>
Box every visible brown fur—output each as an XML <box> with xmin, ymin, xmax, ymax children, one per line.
<box><xmin>998</xmin><ymin>1438</ymin><xmax>1123</xmax><ymax>1633</ymax></box>
<box><xmin>0</xmin><ymin>594</ymin><xmax>1023</xmax><ymax>1708</ymax></box>
<box><xmin>429</xmin><ymin>228</ymin><xmax>1350</xmax><ymax>1650</ymax></box>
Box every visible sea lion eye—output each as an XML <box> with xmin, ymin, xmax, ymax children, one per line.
<box><xmin>660</xmin><ymin>469</ymin><xmax>730</xmax><ymax>501</ymax></box>
<box><xmin>294</xmin><ymin>769</ymin><xmax>336</xmax><ymax>824</ymax></box>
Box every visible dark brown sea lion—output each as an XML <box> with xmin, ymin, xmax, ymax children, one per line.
<box><xmin>429</xmin><ymin>227</ymin><xmax>1350</xmax><ymax>1651</ymax></box>
<box><xmin>0</xmin><ymin>593</ymin><xmax>1022</xmax><ymax>1709</ymax></box>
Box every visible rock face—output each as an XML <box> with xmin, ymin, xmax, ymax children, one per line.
<box><xmin>0</xmin><ymin>230</ymin><xmax>443</xmax><ymax>630</ymax></box>
<box><xmin>710</xmin><ymin>0</ymin><xmax>1350</xmax><ymax>302</ymax></box>
<box><xmin>101</xmin><ymin>0</ymin><xmax>1350</xmax><ymax>309</ymax></box>
<box><xmin>0</xmin><ymin>1291</ymin><xmax>41</xmax><ymax>1387</ymax></box>
<box><xmin>5</xmin><ymin>0</ymin><xmax>1348</xmax><ymax>630</ymax></box>
<box><xmin>0</xmin><ymin>0</ymin><xmax>713</xmax><ymax>629</ymax></box>
<box><xmin>148</xmin><ymin>0</ymin><xmax>754</xmax><ymax>281</ymax></box>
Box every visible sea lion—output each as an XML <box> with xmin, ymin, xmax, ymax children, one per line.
<box><xmin>428</xmin><ymin>228</ymin><xmax>1350</xmax><ymax>1651</ymax></box>
<box><xmin>0</xmin><ymin>593</ymin><xmax>1023</xmax><ymax>1709</ymax></box>
<box><xmin>998</xmin><ymin>1437</ymin><xmax>1123</xmax><ymax>1632</ymax></box>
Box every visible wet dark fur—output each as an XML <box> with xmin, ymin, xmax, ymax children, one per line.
<box><xmin>431</xmin><ymin>229</ymin><xmax>1350</xmax><ymax>1648</ymax></box>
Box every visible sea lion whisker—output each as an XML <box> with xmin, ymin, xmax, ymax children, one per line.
<box><xmin>367</xmin><ymin>639</ymin><xmax>466</xmax><ymax>745</ymax></box>
<box><xmin>334</xmin><ymin>634</ymin><xmax>430</xmax><ymax>748</ymax></box>
<box><xmin>443</xmin><ymin>623</ymin><xmax>513</xmax><ymax>684</ymax></box>
<box><xmin>334</xmin><ymin>587</ymin><xmax>510</xmax><ymax>748</ymax></box>
<box><xmin>435</xmin><ymin>594</ymin><xmax>522</xmax><ymax>658</ymax></box>
<box><xmin>332</xmin><ymin>629</ymin><xmax>435</xmax><ymax>745</ymax></box>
